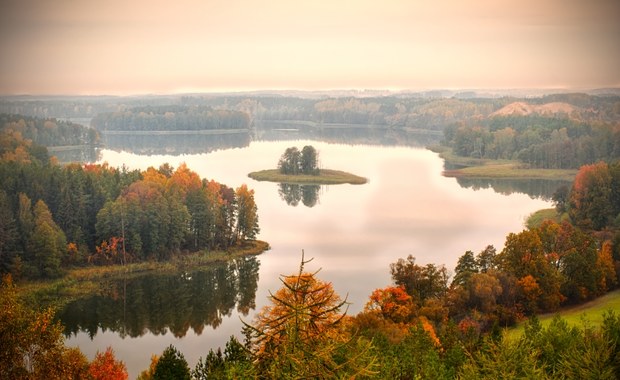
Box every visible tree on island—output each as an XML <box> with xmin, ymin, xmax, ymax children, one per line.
<box><xmin>278</xmin><ymin>145</ymin><xmax>320</xmax><ymax>175</ymax></box>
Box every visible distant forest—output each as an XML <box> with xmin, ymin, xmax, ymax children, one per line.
<box><xmin>1</xmin><ymin>113</ymin><xmax>99</xmax><ymax>148</ymax></box>
<box><xmin>3</xmin><ymin>92</ymin><xmax>618</xmax><ymax>129</ymax></box>
<box><xmin>91</xmin><ymin>105</ymin><xmax>250</xmax><ymax>131</ymax></box>
<box><xmin>443</xmin><ymin>115</ymin><xmax>620</xmax><ymax>169</ymax></box>
<box><xmin>2</xmin><ymin>92</ymin><xmax>619</xmax><ymax>168</ymax></box>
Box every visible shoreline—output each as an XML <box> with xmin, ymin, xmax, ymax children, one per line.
<box><xmin>430</xmin><ymin>146</ymin><xmax>577</xmax><ymax>181</ymax></box>
<box><xmin>16</xmin><ymin>240</ymin><xmax>270</xmax><ymax>309</ymax></box>
<box><xmin>248</xmin><ymin>169</ymin><xmax>368</xmax><ymax>185</ymax></box>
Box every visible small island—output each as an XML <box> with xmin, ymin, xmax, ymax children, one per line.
<box><xmin>248</xmin><ymin>145</ymin><xmax>367</xmax><ymax>185</ymax></box>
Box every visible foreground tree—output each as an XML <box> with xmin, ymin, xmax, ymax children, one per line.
<box><xmin>0</xmin><ymin>275</ymin><xmax>91</xmax><ymax>379</ymax></box>
<box><xmin>88</xmin><ymin>347</ymin><xmax>128</xmax><ymax>380</ymax></box>
<box><xmin>460</xmin><ymin>313</ymin><xmax>620</xmax><ymax>379</ymax></box>
<box><xmin>244</xmin><ymin>253</ymin><xmax>376</xmax><ymax>378</ymax></box>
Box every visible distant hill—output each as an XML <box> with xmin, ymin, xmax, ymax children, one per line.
<box><xmin>491</xmin><ymin>101</ymin><xmax>579</xmax><ymax>118</ymax></box>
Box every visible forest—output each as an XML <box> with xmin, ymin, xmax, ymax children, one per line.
<box><xmin>1</xmin><ymin>113</ymin><xmax>99</xmax><ymax>149</ymax></box>
<box><xmin>4</xmin><ymin>92</ymin><xmax>618</xmax><ymax>131</ymax></box>
<box><xmin>5</xmin><ymin>92</ymin><xmax>619</xmax><ymax>172</ymax></box>
<box><xmin>91</xmin><ymin>105</ymin><xmax>250</xmax><ymax>131</ymax></box>
<box><xmin>0</xmin><ymin>125</ymin><xmax>260</xmax><ymax>280</ymax></box>
<box><xmin>443</xmin><ymin>115</ymin><xmax>620</xmax><ymax>169</ymax></box>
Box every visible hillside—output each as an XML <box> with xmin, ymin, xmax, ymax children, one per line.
<box><xmin>491</xmin><ymin>101</ymin><xmax>579</xmax><ymax>117</ymax></box>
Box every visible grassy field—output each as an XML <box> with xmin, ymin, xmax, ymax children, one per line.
<box><xmin>432</xmin><ymin>147</ymin><xmax>577</xmax><ymax>181</ymax></box>
<box><xmin>248</xmin><ymin>169</ymin><xmax>368</xmax><ymax>185</ymax></box>
<box><xmin>505</xmin><ymin>289</ymin><xmax>620</xmax><ymax>340</ymax></box>
<box><xmin>525</xmin><ymin>208</ymin><xmax>570</xmax><ymax>229</ymax></box>
<box><xmin>17</xmin><ymin>240</ymin><xmax>270</xmax><ymax>308</ymax></box>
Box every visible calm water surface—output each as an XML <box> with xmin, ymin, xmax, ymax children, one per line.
<box><xmin>65</xmin><ymin>140</ymin><xmax>551</xmax><ymax>377</ymax></box>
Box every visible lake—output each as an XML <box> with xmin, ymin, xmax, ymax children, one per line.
<box><xmin>63</xmin><ymin>138</ymin><xmax>552</xmax><ymax>377</ymax></box>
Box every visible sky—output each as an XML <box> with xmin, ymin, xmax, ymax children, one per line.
<box><xmin>0</xmin><ymin>0</ymin><xmax>619</xmax><ymax>95</ymax></box>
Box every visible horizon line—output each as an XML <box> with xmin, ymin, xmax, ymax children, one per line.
<box><xmin>2</xmin><ymin>85</ymin><xmax>620</xmax><ymax>98</ymax></box>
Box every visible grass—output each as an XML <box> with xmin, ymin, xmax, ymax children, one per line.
<box><xmin>445</xmin><ymin>164</ymin><xmax>577</xmax><ymax>180</ymax></box>
<box><xmin>433</xmin><ymin>147</ymin><xmax>577</xmax><ymax>181</ymax></box>
<box><xmin>505</xmin><ymin>289</ymin><xmax>620</xmax><ymax>340</ymax></box>
<box><xmin>17</xmin><ymin>240</ymin><xmax>270</xmax><ymax>309</ymax></box>
<box><xmin>248</xmin><ymin>169</ymin><xmax>368</xmax><ymax>185</ymax></box>
<box><xmin>525</xmin><ymin>208</ymin><xmax>570</xmax><ymax>229</ymax></box>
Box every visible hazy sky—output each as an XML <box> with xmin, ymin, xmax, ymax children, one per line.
<box><xmin>1</xmin><ymin>0</ymin><xmax>619</xmax><ymax>95</ymax></box>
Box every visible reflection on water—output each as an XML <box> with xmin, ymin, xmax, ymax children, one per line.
<box><xmin>98</xmin><ymin>122</ymin><xmax>441</xmax><ymax>157</ymax></box>
<box><xmin>255</xmin><ymin>121</ymin><xmax>441</xmax><ymax>147</ymax></box>
<box><xmin>278</xmin><ymin>183</ymin><xmax>321</xmax><ymax>207</ymax></box>
<box><xmin>48</xmin><ymin>145</ymin><xmax>99</xmax><ymax>164</ymax></box>
<box><xmin>101</xmin><ymin>131</ymin><xmax>251</xmax><ymax>155</ymax></box>
<box><xmin>455</xmin><ymin>177</ymin><xmax>571</xmax><ymax>200</ymax></box>
<box><xmin>59</xmin><ymin>256</ymin><xmax>259</xmax><ymax>339</ymax></box>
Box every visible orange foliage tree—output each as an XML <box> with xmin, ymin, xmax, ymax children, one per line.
<box><xmin>245</xmin><ymin>253</ymin><xmax>376</xmax><ymax>378</ymax></box>
<box><xmin>365</xmin><ymin>285</ymin><xmax>416</xmax><ymax>323</ymax></box>
<box><xmin>88</xmin><ymin>347</ymin><xmax>128</xmax><ymax>380</ymax></box>
<box><xmin>569</xmin><ymin>161</ymin><xmax>612</xmax><ymax>230</ymax></box>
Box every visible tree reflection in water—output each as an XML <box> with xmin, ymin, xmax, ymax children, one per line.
<box><xmin>277</xmin><ymin>183</ymin><xmax>320</xmax><ymax>207</ymax></box>
<box><xmin>454</xmin><ymin>177</ymin><xmax>571</xmax><ymax>200</ymax></box>
<box><xmin>58</xmin><ymin>256</ymin><xmax>260</xmax><ymax>339</ymax></box>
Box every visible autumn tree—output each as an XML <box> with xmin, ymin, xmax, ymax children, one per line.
<box><xmin>29</xmin><ymin>199</ymin><xmax>67</xmax><ymax>278</ymax></box>
<box><xmin>0</xmin><ymin>275</ymin><xmax>90</xmax><ymax>379</ymax></box>
<box><xmin>235</xmin><ymin>184</ymin><xmax>259</xmax><ymax>242</ymax></box>
<box><xmin>88</xmin><ymin>347</ymin><xmax>128</xmax><ymax>380</ymax></box>
<box><xmin>245</xmin><ymin>253</ymin><xmax>376</xmax><ymax>378</ymax></box>
<box><xmin>167</xmin><ymin>163</ymin><xmax>201</xmax><ymax>201</ymax></box>
<box><xmin>536</xmin><ymin>220</ymin><xmax>608</xmax><ymax>303</ymax></box>
<box><xmin>365</xmin><ymin>285</ymin><xmax>416</xmax><ymax>323</ymax></box>
<box><xmin>137</xmin><ymin>355</ymin><xmax>158</xmax><ymax>380</ymax></box>
<box><xmin>497</xmin><ymin>229</ymin><xmax>564</xmax><ymax>313</ymax></box>
<box><xmin>597</xmin><ymin>241</ymin><xmax>617</xmax><ymax>292</ymax></box>
<box><xmin>390</xmin><ymin>255</ymin><xmax>448</xmax><ymax>304</ymax></box>
<box><xmin>96</xmin><ymin>178</ymin><xmax>190</xmax><ymax>260</ymax></box>
<box><xmin>569</xmin><ymin>161</ymin><xmax>613</xmax><ymax>230</ymax></box>
<box><xmin>467</xmin><ymin>272</ymin><xmax>504</xmax><ymax>314</ymax></box>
